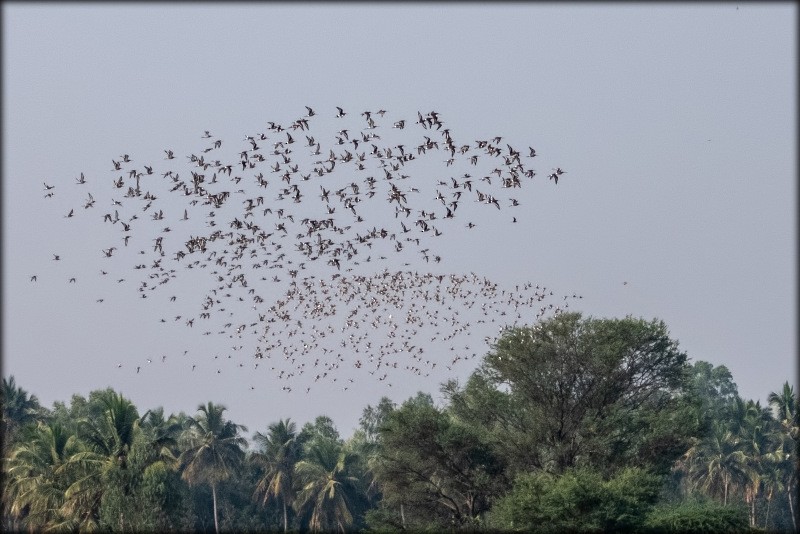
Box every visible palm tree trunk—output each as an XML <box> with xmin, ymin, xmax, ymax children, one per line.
<box><xmin>788</xmin><ymin>489</ymin><xmax>797</xmax><ymax>532</ymax></box>
<box><xmin>745</xmin><ymin>487</ymin><xmax>752</xmax><ymax>527</ymax></box>
<box><xmin>400</xmin><ymin>503</ymin><xmax>406</xmax><ymax>529</ymax></box>
<box><xmin>283</xmin><ymin>499</ymin><xmax>288</xmax><ymax>533</ymax></box>
<box><xmin>212</xmin><ymin>483</ymin><xmax>219</xmax><ymax>534</ymax></box>
<box><xmin>723</xmin><ymin>476</ymin><xmax>728</xmax><ymax>506</ymax></box>
<box><xmin>748</xmin><ymin>484</ymin><xmax>758</xmax><ymax>529</ymax></box>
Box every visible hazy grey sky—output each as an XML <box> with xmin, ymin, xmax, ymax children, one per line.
<box><xmin>3</xmin><ymin>3</ymin><xmax>796</xmax><ymax>439</ymax></box>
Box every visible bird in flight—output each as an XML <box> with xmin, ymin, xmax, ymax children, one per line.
<box><xmin>36</xmin><ymin>105</ymin><xmax>573</xmax><ymax>391</ymax></box>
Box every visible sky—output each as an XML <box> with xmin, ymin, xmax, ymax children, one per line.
<box><xmin>3</xmin><ymin>3</ymin><xmax>796</xmax><ymax>442</ymax></box>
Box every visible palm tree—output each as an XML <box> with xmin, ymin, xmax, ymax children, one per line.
<box><xmin>139</xmin><ymin>406</ymin><xmax>185</xmax><ymax>465</ymax></box>
<box><xmin>52</xmin><ymin>390</ymin><xmax>142</xmax><ymax>531</ymax></box>
<box><xmin>77</xmin><ymin>390</ymin><xmax>140</xmax><ymax>470</ymax></box>
<box><xmin>178</xmin><ymin>402</ymin><xmax>248</xmax><ymax>534</ymax></box>
<box><xmin>252</xmin><ymin>418</ymin><xmax>301</xmax><ymax>532</ymax></box>
<box><xmin>293</xmin><ymin>436</ymin><xmax>360</xmax><ymax>533</ymax></box>
<box><xmin>1</xmin><ymin>376</ymin><xmax>43</xmax><ymax>453</ymax></box>
<box><xmin>3</xmin><ymin>421</ymin><xmax>88</xmax><ymax>531</ymax></box>
<box><xmin>723</xmin><ymin>398</ymin><xmax>772</xmax><ymax>527</ymax></box>
<box><xmin>768</xmin><ymin>382</ymin><xmax>798</xmax><ymax>531</ymax></box>
<box><xmin>686</xmin><ymin>420</ymin><xmax>750</xmax><ymax>506</ymax></box>
<box><xmin>768</xmin><ymin>382</ymin><xmax>797</xmax><ymax>432</ymax></box>
<box><xmin>760</xmin><ymin>451</ymin><xmax>786</xmax><ymax>531</ymax></box>
<box><xmin>0</xmin><ymin>376</ymin><xmax>41</xmax><ymax>529</ymax></box>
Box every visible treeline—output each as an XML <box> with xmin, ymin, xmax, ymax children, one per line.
<box><xmin>2</xmin><ymin>313</ymin><xmax>797</xmax><ymax>532</ymax></box>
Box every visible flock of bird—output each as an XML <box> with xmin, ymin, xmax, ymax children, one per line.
<box><xmin>35</xmin><ymin>107</ymin><xmax>578</xmax><ymax>392</ymax></box>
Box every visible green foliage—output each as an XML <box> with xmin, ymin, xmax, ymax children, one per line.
<box><xmin>676</xmin><ymin>381</ymin><xmax>800</xmax><ymax>531</ymax></box>
<box><xmin>643</xmin><ymin>499</ymin><xmax>749</xmax><ymax>533</ymax></box>
<box><xmin>2</xmin><ymin>317</ymin><xmax>797</xmax><ymax>532</ymax></box>
<box><xmin>214</xmin><ymin>471</ymin><xmax>273</xmax><ymax>533</ymax></box>
<box><xmin>492</xmin><ymin>467</ymin><xmax>663</xmax><ymax>532</ymax></box>
<box><xmin>600</xmin><ymin>468</ymin><xmax>665</xmax><ymax>530</ymax></box>
<box><xmin>178</xmin><ymin>402</ymin><xmax>248</xmax><ymax>533</ymax></box>
<box><xmin>363</xmin><ymin>505</ymin><xmax>407</xmax><ymax>532</ymax></box>
<box><xmin>179</xmin><ymin>402</ymin><xmax>248</xmax><ymax>488</ymax></box>
<box><xmin>139</xmin><ymin>406</ymin><xmax>185</xmax><ymax>464</ymax></box>
<box><xmin>293</xmin><ymin>435</ymin><xmax>363</xmax><ymax>532</ymax></box>
<box><xmin>4</xmin><ymin>420</ymin><xmax>88</xmax><ymax>531</ymax></box>
<box><xmin>444</xmin><ymin>369</ymin><xmax>543</xmax><ymax>478</ymax></box>
<box><xmin>373</xmin><ymin>392</ymin><xmax>506</xmax><ymax>530</ymax></box>
<box><xmin>445</xmin><ymin>313</ymin><xmax>697</xmax><ymax>478</ymax></box>
<box><xmin>98</xmin><ymin>465</ymin><xmax>128</xmax><ymax>529</ymax></box>
<box><xmin>300</xmin><ymin>415</ymin><xmax>341</xmax><ymax>445</ymax></box>
<box><xmin>252</xmin><ymin>418</ymin><xmax>302</xmax><ymax>532</ymax></box>
<box><xmin>79</xmin><ymin>389</ymin><xmax>140</xmax><ymax>470</ymax></box>
<box><xmin>689</xmin><ymin>362</ymin><xmax>739</xmax><ymax>424</ymax></box>
<box><xmin>1</xmin><ymin>376</ymin><xmax>47</xmax><ymax>530</ymax></box>
<box><xmin>359</xmin><ymin>396</ymin><xmax>396</xmax><ymax>443</ymax></box>
<box><xmin>1</xmin><ymin>376</ymin><xmax>44</xmax><ymax>454</ymax></box>
<box><xmin>489</xmin><ymin>470</ymin><xmax>554</xmax><ymax>531</ymax></box>
<box><xmin>768</xmin><ymin>382</ymin><xmax>798</xmax><ymax>433</ymax></box>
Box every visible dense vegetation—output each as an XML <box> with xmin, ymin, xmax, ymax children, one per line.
<box><xmin>2</xmin><ymin>313</ymin><xmax>797</xmax><ymax>532</ymax></box>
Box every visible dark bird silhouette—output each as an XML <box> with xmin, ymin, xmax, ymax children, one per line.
<box><xmin>36</xmin><ymin>105</ymin><xmax>572</xmax><ymax>390</ymax></box>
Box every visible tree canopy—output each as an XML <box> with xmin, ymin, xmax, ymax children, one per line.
<box><xmin>2</xmin><ymin>313</ymin><xmax>796</xmax><ymax>532</ymax></box>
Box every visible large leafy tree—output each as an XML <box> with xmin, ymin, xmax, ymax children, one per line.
<box><xmin>351</xmin><ymin>398</ymin><xmax>397</xmax><ymax>512</ymax></box>
<box><xmin>178</xmin><ymin>402</ymin><xmax>248</xmax><ymax>534</ymax></box>
<box><xmin>446</xmin><ymin>313</ymin><xmax>696</xmax><ymax>476</ymax></box>
<box><xmin>252</xmin><ymin>418</ymin><xmax>302</xmax><ymax>532</ymax></box>
<box><xmin>444</xmin><ymin>368</ymin><xmax>535</xmax><ymax>478</ymax></box>
<box><xmin>685</xmin><ymin>361</ymin><xmax>740</xmax><ymax>443</ymax></box>
<box><xmin>689</xmin><ymin>362</ymin><xmax>739</xmax><ymax>413</ymax></box>
<box><xmin>299</xmin><ymin>415</ymin><xmax>341</xmax><ymax>444</ymax></box>
<box><xmin>372</xmin><ymin>392</ymin><xmax>506</xmax><ymax>530</ymax></box>
<box><xmin>358</xmin><ymin>396</ymin><xmax>396</xmax><ymax>444</ymax></box>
